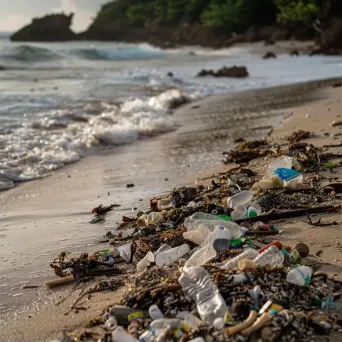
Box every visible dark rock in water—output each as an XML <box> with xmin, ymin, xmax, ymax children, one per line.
<box><xmin>167</xmin><ymin>72</ymin><xmax>174</xmax><ymax>77</ymax></box>
<box><xmin>0</xmin><ymin>65</ymin><xmax>6</xmax><ymax>71</ymax></box>
<box><xmin>10</xmin><ymin>13</ymin><xmax>76</xmax><ymax>42</ymax></box>
<box><xmin>290</xmin><ymin>49</ymin><xmax>299</xmax><ymax>56</ymax></box>
<box><xmin>263</xmin><ymin>51</ymin><xmax>277</xmax><ymax>59</ymax></box>
<box><xmin>198</xmin><ymin>66</ymin><xmax>249</xmax><ymax>78</ymax></box>
<box><xmin>333</xmin><ymin>82</ymin><xmax>342</xmax><ymax>88</ymax></box>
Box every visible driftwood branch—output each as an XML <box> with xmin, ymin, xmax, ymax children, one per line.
<box><xmin>235</xmin><ymin>204</ymin><xmax>341</xmax><ymax>224</ymax></box>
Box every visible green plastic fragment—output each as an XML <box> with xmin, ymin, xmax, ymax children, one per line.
<box><xmin>217</xmin><ymin>214</ymin><xmax>232</xmax><ymax>221</ymax></box>
<box><xmin>324</xmin><ymin>161</ymin><xmax>338</xmax><ymax>169</ymax></box>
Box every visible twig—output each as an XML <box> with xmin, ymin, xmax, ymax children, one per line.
<box><xmin>306</xmin><ymin>213</ymin><xmax>339</xmax><ymax>227</ymax></box>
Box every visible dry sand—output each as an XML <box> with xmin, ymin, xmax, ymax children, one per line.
<box><xmin>1</xmin><ymin>79</ymin><xmax>342</xmax><ymax>340</ymax></box>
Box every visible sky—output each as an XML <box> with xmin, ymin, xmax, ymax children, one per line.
<box><xmin>0</xmin><ymin>0</ymin><xmax>107</xmax><ymax>32</ymax></box>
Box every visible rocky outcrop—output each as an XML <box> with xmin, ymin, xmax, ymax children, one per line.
<box><xmin>198</xmin><ymin>66</ymin><xmax>249</xmax><ymax>78</ymax></box>
<box><xmin>10</xmin><ymin>13</ymin><xmax>76</xmax><ymax>42</ymax></box>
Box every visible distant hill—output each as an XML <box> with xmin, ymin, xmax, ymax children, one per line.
<box><xmin>10</xmin><ymin>1</ymin><xmax>342</xmax><ymax>54</ymax></box>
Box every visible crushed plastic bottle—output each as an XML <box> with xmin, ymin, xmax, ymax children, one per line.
<box><xmin>220</xmin><ymin>248</ymin><xmax>259</xmax><ymax>270</ymax></box>
<box><xmin>184</xmin><ymin>212</ymin><xmax>223</xmax><ymax>229</ymax></box>
<box><xmin>188</xmin><ymin>220</ymin><xmax>242</xmax><ymax>239</ymax></box>
<box><xmin>227</xmin><ymin>190</ymin><xmax>254</xmax><ymax>209</ymax></box>
<box><xmin>117</xmin><ymin>243</ymin><xmax>132</xmax><ymax>262</ymax></box>
<box><xmin>254</xmin><ymin>245</ymin><xmax>284</xmax><ymax>267</ymax></box>
<box><xmin>183</xmin><ymin>225</ymin><xmax>210</xmax><ymax>245</ymax></box>
<box><xmin>179</xmin><ymin>266</ymin><xmax>228</xmax><ymax>324</ymax></box>
<box><xmin>146</xmin><ymin>212</ymin><xmax>164</xmax><ymax>226</ymax></box>
<box><xmin>266</xmin><ymin>156</ymin><xmax>293</xmax><ymax>177</ymax></box>
<box><xmin>184</xmin><ymin>245</ymin><xmax>217</xmax><ymax>269</ymax></box>
<box><xmin>137</xmin><ymin>251</ymin><xmax>155</xmax><ymax>272</ymax></box>
<box><xmin>286</xmin><ymin>266</ymin><xmax>312</xmax><ymax>286</ymax></box>
<box><xmin>157</xmin><ymin>197</ymin><xmax>176</xmax><ymax>211</ymax></box>
<box><xmin>155</xmin><ymin>244</ymin><xmax>190</xmax><ymax>266</ymax></box>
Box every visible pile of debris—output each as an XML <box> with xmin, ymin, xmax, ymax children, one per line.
<box><xmin>49</xmin><ymin>131</ymin><xmax>342</xmax><ymax>341</ymax></box>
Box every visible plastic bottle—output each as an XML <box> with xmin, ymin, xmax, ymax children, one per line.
<box><xmin>201</xmin><ymin>226</ymin><xmax>231</xmax><ymax>248</ymax></box>
<box><xmin>231</xmin><ymin>205</ymin><xmax>247</xmax><ymax>221</ymax></box>
<box><xmin>178</xmin><ymin>266</ymin><xmax>228</xmax><ymax>324</ymax></box>
<box><xmin>254</xmin><ymin>245</ymin><xmax>284</xmax><ymax>267</ymax></box>
<box><xmin>149</xmin><ymin>304</ymin><xmax>165</xmax><ymax>320</ymax></box>
<box><xmin>117</xmin><ymin>243</ymin><xmax>132</xmax><ymax>262</ymax></box>
<box><xmin>184</xmin><ymin>212</ymin><xmax>223</xmax><ymax>228</ymax></box>
<box><xmin>112</xmin><ymin>327</ymin><xmax>138</xmax><ymax>342</ymax></box>
<box><xmin>274</xmin><ymin>168</ymin><xmax>303</xmax><ymax>184</ymax></box>
<box><xmin>139</xmin><ymin>319</ymin><xmax>186</xmax><ymax>342</ymax></box>
<box><xmin>137</xmin><ymin>251</ymin><xmax>155</xmax><ymax>272</ymax></box>
<box><xmin>247</xmin><ymin>203</ymin><xmax>261</xmax><ymax>217</ymax></box>
<box><xmin>183</xmin><ymin>225</ymin><xmax>211</xmax><ymax>245</ymax></box>
<box><xmin>157</xmin><ymin>197</ymin><xmax>176</xmax><ymax>211</ymax></box>
<box><xmin>156</xmin><ymin>244</ymin><xmax>190</xmax><ymax>266</ymax></box>
<box><xmin>188</xmin><ymin>220</ymin><xmax>242</xmax><ymax>239</ymax></box>
<box><xmin>267</xmin><ymin>156</ymin><xmax>293</xmax><ymax>177</ymax></box>
<box><xmin>227</xmin><ymin>190</ymin><xmax>254</xmax><ymax>209</ymax></box>
<box><xmin>184</xmin><ymin>245</ymin><xmax>217</xmax><ymax>269</ymax></box>
<box><xmin>220</xmin><ymin>248</ymin><xmax>259</xmax><ymax>270</ymax></box>
<box><xmin>146</xmin><ymin>212</ymin><xmax>164</xmax><ymax>226</ymax></box>
<box><xmin>258</xmin><ymin>240</ymin><xmax>282</xmax><ymax>253</ymax></box>
<box><xmin>286</xmin><ymin>266</ymin><xmax>312</xmax><ymax>286</ymax></box>
<box><xmin>154</xmin><ymin>244</ymin><xmax>171</xmax><ymax>256</ymax></box>
<box><xmin>251</xmin><ymin>176</ymin><xmax>284</xmax><ymax>194</ymax></box>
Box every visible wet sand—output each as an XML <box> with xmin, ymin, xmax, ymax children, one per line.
<box><xmin>1</xmin><ymin>78</ymin><xmax>341</xmax><ymax>340</ymax></box>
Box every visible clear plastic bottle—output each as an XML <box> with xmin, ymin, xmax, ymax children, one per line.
<box><xmin>184</xmin><ymin>212</ymin><xmax>223</xmax><ymax>228</ymax></box>
<box><xmin>266</xmin><ymin>156</ymin><xmax>293</xmax><ymax>177</ymax></box>
<box><xmin>149</xmin><ymin>304</ymin><xmax>165</xmax><ymax>320</ymax></box>
<box><xmin>112</xmin><ymin>327</ymin><xmax>138</xmax><ymax>342</ymax></box>
<box><xmin>154</xmin><ymin>244</ymin><xmax>171</xmax><ymax>256</ymax></box>
<box><xmin>201</xmin><ymin>226</ymin><xmax>231</xmax><ymax>248</ymax></box>
<box><xmin>157</xmin><ymin>197</ymin><xmax>176</xmax><ymax>211</ymax></box>
<box><xmin>139</xmin><ymin>319</ymin><xmax>184</xmax><ymax>342</ymax></box>
<box><xmin>227</xmin><ymin>190</ymin><xmax>254</xmax><ymax>209</ymax></box>
<box><xmin>286</xmin><ymin>266</ymin><xmax>312</xmax><ymax>286</ymax></box>
<box><xmin>254</xmin><ymin>245</ymin><xmax>284</xmax><ymax>267</ymax></box>
<box><xmin>188</xmin><ymin>220</ymin><xmax>242</xmax><ymax>239</ymax></box>
<box><xmin>247</xmin><ymin>203</ymin><xmax>261</xmax><ymax>217</ymax></box>
<box><xmin>178</xmin><ymin>266</ymin><xmax>228</xmax><ymax>324</ymax></box>
<box><xmin>183</xmin><ymin>225</ymin><xmax>211</xmax><ymax>245</ymax></box>
<box><xmin>146</xmin><ymin>212</ymin><xmax>164</xmax><ymax>225</ymax></box>
<box><xmin>220</xmin><ymin>248</ymin><xmax>259</xmax><ymax>270</ymax></box>
<box><xmin>231</xmin><ymin>205</ymin><xmax>247</xmax><ymax>221</ymax></box>
<box><xmin>184</xmin><ymin>245</ymin><xmax>217</xmax><ymax>269</ymax></box>
<box><xmin>137</xmin><ymin>251</ymin><xmax>155</xmax><ymax>272</ymax></box>
<box><xmin>155</xmin><ymin>244</ymin><xmax>190</xmax><ymax>266</ymax></box>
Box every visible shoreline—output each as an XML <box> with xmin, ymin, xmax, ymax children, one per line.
<box><xmin>1</xmin><ymin>77</ymin><xmax>342</xmax><ymax>340</ymax></box>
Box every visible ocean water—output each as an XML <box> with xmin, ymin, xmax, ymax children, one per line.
<box><xmin>1</xmin><ymin>38</ymin><xmax>342</xmax><ymax>190</ymax></box>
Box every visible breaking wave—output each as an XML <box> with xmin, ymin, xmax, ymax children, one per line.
<box><xmin>0</xmin><ymin>89</ymin><xmax>192</xmax><ymax>188</ymax></box>
<box><xmin>0</xmin><ymin>44</ymin><xmax>167</xmax><ymax>63</ymax></box>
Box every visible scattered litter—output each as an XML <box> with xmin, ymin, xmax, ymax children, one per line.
<box><xmin>50</xmin><ymin>136</ymin><xmax>342</xmax><ymax>341</ymax></box>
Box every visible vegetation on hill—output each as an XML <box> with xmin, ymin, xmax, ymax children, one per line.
<box><xmin>91</xmin><ymin>0</ymin><xmax>325</xmax><ymax>31</ymax></box>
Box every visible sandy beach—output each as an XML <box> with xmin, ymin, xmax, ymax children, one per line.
<box><xmin>1</xmin><ymin>77</ymin><xmax>342</xmax><ymax>340</ymax></box>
